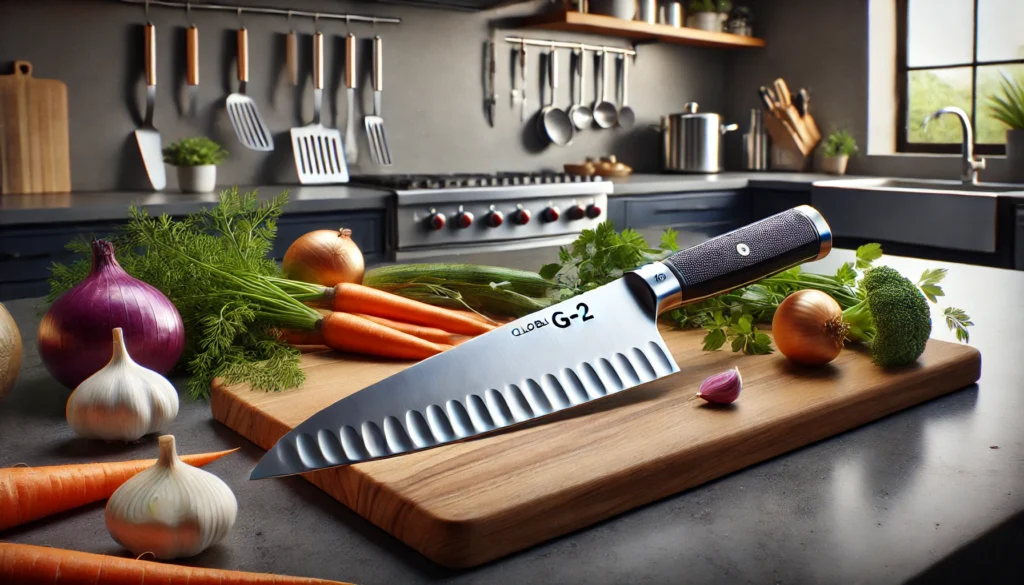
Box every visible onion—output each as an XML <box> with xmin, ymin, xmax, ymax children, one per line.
<box><xmin>772</xmin><ymin>289</ymin><xmax>849</xmax><ymax>366</ymax></box>
<box><xmin>282</xmin><ymin>228</ymin><xmax>365</xmax><ymax>286</ymax></box>
<box><xmin>38</xmin><ymin>240</ymin><xmax>185</xmax><ymax>390</ymax></box>
<box><xmin>0</xmin><ymin>301</ymin><xmax>22</xmax><ymax>400</ymax></box>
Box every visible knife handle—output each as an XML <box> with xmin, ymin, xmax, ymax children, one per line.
<box><xmin>286</xmin><ymin>30</ymin><xmax>298</xmax><ymax>86</ymax></box>
<box><xmin>661</xmin><ymin>206</ymin><xmax>832</xmax><ymax>304</ymax></box>
<box><xmin>186</xmin><ymin>26</ymin><xmax>199</xmax><ymax>87</ymax></box>
<box><xmin>144</xmin><ymin>23</ymin><xmax>156</xmax><ymax>86</ymax></box>
<box><xmin>373</xmin><ymin>35</ymin><xmax>383</xmax><ymax>92</ymax></box>
<box><xmin>313</xmin><ymin>31</ymin><xmax>323</xmax><ymax>91</ymax></box>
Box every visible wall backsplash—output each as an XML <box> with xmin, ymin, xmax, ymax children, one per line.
<box><xmin>1</xmin><ymin>0</ymin><xmax>732</xmax><ymax>192</ymax></box>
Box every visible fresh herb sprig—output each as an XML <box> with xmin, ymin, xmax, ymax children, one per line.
<box><xmin>46</xmin><ymin>188</ymin><xmax>311</xmax><ymax>398</ymax></box>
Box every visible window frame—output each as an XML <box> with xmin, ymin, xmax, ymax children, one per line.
<box><xmin>896</xmin><ymin>0</ymin><xmax>1024</xmax><ymax>155</ymax></box>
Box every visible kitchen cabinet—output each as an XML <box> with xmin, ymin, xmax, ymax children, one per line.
<box><xmin>615</xmin><ymin>190</ymin><xmax>751</xmax><ymax>231</ymax></box>
<box><xmin>0</xmin><ymin>209</ymin><xmax>387</xmax><ymax>302</ymax></box>
<box><xmin>749</xmin><ymin>188</ymin><xmax>811</xmax><ymax>220</ymax></box>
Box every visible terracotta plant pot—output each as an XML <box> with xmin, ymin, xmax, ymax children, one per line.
<box><xmin>177</xmin><ymin>164</ymin><xmax>217</xmax><ymax>193</ymax></box>
<box><xmin>1007</xmin><ymin>129</ymin><xmax>1024</xmax><ymax>183</ymax></box>
<box><xmin>821</xmin><ymin>155</ymin><xmax>849</xmax><ymax>175</ymax></box>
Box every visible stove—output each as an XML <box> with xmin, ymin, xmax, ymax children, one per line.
<box><xmin>351</xmin><ymin>173</ymin><xmax>613</xmax><ymax>258</ymax></box>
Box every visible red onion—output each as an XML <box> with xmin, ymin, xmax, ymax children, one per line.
<box><xmin>38</xmin><ymin>240</ymin><xmax>185</xmax><ymax>389</ymax></box>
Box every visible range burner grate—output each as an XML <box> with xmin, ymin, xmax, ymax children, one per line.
<box><xmin>350</xmin><ymin>172</ymin><xmax>602</xmax><ymax>191</ymax></box>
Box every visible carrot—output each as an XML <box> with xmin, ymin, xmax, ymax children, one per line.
<box><xmin>0</xmin><ymin>542</ymin><xmax>353</xmax><ymax>584</ymax></box>
<box><xmin>329</xmin><ymin>283</ymin><xmax>495</xmax><ymax>336</ymax></box>
<box><xmin>321</xmin><ymin>312</ymin><xmax>452</xmax><ymax>361</ymax></box>
<box><xmin>278</xmin><ymin>328</ymin><xmax>326</xmax><ymax>347</ymax></box>
<box><xmin>352</xmin><ymin>313</ymin><xmax>460</xmax><ymax>345</ymax></box>
<box><xmin>0</xmin><ymin>448</ymin><xmax>237</xmax><ymax>531</ymax></box>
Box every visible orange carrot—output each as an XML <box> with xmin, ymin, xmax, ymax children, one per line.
<box><xmin>0</xmin><ymin>448</ymin><xmax>237</xmax><ymax>531</ymax></box>
<box><xmin>0</xmin><ymin>542</ymin><xmax>353</xmax><ymax>584</ymax></box>
<box><xmin>278</xmin><ymin>328</ymin><xmax>327</xmax><ymax>347</ymax></box>
<box><xmin>322</xmin><ymin>312</ymin><xmax>452</xmax><ymax>361</ymax></box>
<box><xmin>352</xmin><ymin>313</ymin><xmax>460</xmax><ymax>345</ymax></box>
<box><xmin>329</xmin><ymin>283</ymin><xmax>495</xmax><ymax>336</ymax></box>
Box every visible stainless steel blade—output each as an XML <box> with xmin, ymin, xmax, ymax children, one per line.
<box><xmin>345</xmin><ymin>88</ymin><xmax>358</xmax><ymax>164</ymax></box>
<box><xmin>135</xmin><ymin>127</ymin><xmax>165</xmax><ymax>191</ymax></box>
<box><xmin>250</xmin><ymin>263</ymin><xmax>680</xmax><ymax>480</ymax></box>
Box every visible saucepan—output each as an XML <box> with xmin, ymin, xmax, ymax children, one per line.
<box><xmin>659</xmin><ymin>102</ymin><xmax>738</xmax><ymax>173</ymax></box>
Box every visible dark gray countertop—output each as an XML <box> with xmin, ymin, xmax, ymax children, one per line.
<box><xmin>0</xmin><ymin>185</ymin><xmax>392</xmax><ymax>226</ymax></box>
<box><xmin>608</xmin><ymin>172</ymin><xmax>858</xmax><ymax>196</ymax></box>
<box><xmin>1</xmin><ymin>237</ymin><xmax>1020</xmax><ymax>584</ymax></box>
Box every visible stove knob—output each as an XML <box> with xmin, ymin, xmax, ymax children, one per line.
<box><xmin>567</xmin><ymin>204</ymin><xmax>586</xmax><ymax>221</ymax></box>
<box><xmin>486</xmin><ymin>208</ymin><xmax>504</xmax><ymax>228</ymax></box>
<box><xmin>542</xmin><ymin>206</ymin><xmax>561</xmax><ymax>223</ymax></box>
<box><xmin>586</xmin><ymin>203</ymin><xmax>603</xmax><ymax>219</ymax></box>
<box><xmin>427</xmin><ymin>211</ymin><xmax>446</xmax><ymax>231</ymax></box>
<box><xmin>512</xmin><ymin>207</ymin><xmax>531</xmax><ymax>225</ymax></box>
<box><xmin>456</xmin><ymin>210</ymin><xmax>474</xmax><ymax>229</ymax></box>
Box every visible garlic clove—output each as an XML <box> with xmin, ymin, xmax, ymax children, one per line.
<box><xmin>696</xmin><ymin>367</ymin><xmax>742</xmax><ymax>404</ymax></box>
<box><xmin>66</xmin><ymin>328</ymin><xmax>179</xmax><ymax>442</ymax></box>
<box><xmin>105</xmin><ymin>435</ymin><xmax>238</xmax><ymax>560</ymax></box>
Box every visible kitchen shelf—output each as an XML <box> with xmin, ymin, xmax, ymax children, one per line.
<box><xmin>519</xmin><ymin>10</ymin><xmax>765</xmax><ymax>49</ymax></box>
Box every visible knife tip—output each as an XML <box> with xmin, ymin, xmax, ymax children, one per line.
<box><xmin>249</xmin><ymin>452</ymin><xmax>290</xmax><ymax>481</ymax></box>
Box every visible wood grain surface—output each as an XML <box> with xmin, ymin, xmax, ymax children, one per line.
<box><xmin>211</xmin><ymin>327</ymin><xmax>981</xmax><ymax>569</ymax></box>
<box><xmin>0</xmin><ymin>61</ymin><xmax>70</xmax><ymax>194</ymax></box>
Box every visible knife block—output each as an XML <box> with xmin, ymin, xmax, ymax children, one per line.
<box><xmin>764</xmin><ymin>113</ymin><xmax>817</xmax><ymax>172</ymax></box>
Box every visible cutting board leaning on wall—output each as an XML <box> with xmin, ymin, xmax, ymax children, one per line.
<box><xmin>0</xmin><ymin>60</ymin><xmax>71</xmax><ymax>194</ymax></box>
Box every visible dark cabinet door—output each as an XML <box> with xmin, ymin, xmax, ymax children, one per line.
<box><xmin>622</xmin><ymin>190</ymin><xmax>751</xmax><ymax>231</ymax></box>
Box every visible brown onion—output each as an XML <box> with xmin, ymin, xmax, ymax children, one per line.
<box><xmin>772</xmin><ymin>289</ymin><xmax>849</xmax><ymax>366</ymax></box>
<box><xmin>282</xmin><ymin>228</ymin><xmax>365</xmax><ymax>286</ymax></box>
<box><xmin>0</xmin><ymin>301</ymin><xmax>22</xmax><ymax>400</ymax></box>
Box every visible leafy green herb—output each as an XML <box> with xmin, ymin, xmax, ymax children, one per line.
<box><xmin>163</xmin><ymin>136</ymin><xmax>229</xmax><ymax>167</ymax></box>
<box><xmin>823</xmin><ymin>128</ymin><xmax>859</xmax><ymax>158</ymax></box>
<box><xmin>46</xmin><ymin>188</ymin><xmax>315</xmax><ymax>399</ymax></box>
<box><xmin>855</xmin><ymin>242</ymin><xmax>882</xmax><ymax>269</ymax></box>
<box><xmin>944</xmin><ymin>307</ymin><xmax>973</xmax><ymax>343</ymax></box>
<box><xmin>916</xmin><ymin>268</ymin><xmax>947</xmax><ymax>303</ymax></box>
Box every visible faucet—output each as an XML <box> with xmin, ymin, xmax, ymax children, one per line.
<box><xmin>921</xmin><ymin>106</ymin><xmax>986</xmax><ymax>185</ymax></box>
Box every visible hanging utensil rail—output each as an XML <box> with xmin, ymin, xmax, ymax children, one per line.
<box><xmin>116</xmin><ymin>0</ymin><xmax>402</xmax><ymax>25</ymax></box>
<box><xmin>503</xmin><ymin>37</ymin><xmax>635</xmax><ymax>56</ymax></box>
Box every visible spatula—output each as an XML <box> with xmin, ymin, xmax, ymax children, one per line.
<box><xmin>227</xmin><ymin>27</ymin><xmax>274</xmax><ymax>152</ymax></box>
<box><xmin>364</xmin><ymin>35</ymin><xmax>392</xmax><ymax>166</ymax></box>
<box><xmin>290</xmin><ymin>31</ymin><xmax>349</xmax><ymax>184</ymax></box>
<box><xmin>135</xmin><ymin>23</ymin><xmax>165</xmax><ymax>191</ymax></box>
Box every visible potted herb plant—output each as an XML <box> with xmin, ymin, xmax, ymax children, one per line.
<box><xmin>687</xmin><ymin>0</ymin><xmax>732</xmax><ymax>32</ymax></box>
<box><xmin>821</xmin><ymin>129</ymin><xmax>858</xmax><ymax>175</ymax></box>
<box><xmin>987</xmin><ymin>71</ymin><xmax>1024</xmax><ymax>183</ymax></box>
<box><xmin>162</xmin><ymin>137</ymin><xmax>228</xmax><ymax>194</ymax></box>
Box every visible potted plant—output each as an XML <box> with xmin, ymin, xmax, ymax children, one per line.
<box><xmin>987</xmin><ymin>71</ymin><xmax>1024</xmax><ymax>183</ymax></box>
<box><xmin>162</xmin><ymin>137</ymin><xmax>228</xmax><ymax>194</ymax></box>
<box><xmin>687</xmin><ymin>0</ymin><xmax>732</xmax><ymax>32</ymax></box>
<box><xmin>821</xmin><ymin>129</ymin><xmax>858</xmax><ymax>175</ymax></box>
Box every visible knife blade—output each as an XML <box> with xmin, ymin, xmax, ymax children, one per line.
<box><xmin>250</xmin><ymin>207</ymin><xmax>833</xmax><ymax>480</ymax></box>
<box><xmin>485</xmin><ymin>39</ymin><xmax>496</xmax><ymax>127</ymax></box>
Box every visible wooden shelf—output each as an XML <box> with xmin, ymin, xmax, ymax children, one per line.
<box><xmin>519</xmin><ymin>10</ymin><xmax>766</xmax><ymax>49</ymax></box>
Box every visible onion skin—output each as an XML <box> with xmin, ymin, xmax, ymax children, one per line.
<box><xmin>38</xmin><ymin>240</ymin><xmax>185</xmax><ymax>390</ymax></box>
<box><xmin>0</xmin><ymin>301</ymin><xmax>22</xmax><ymax>400</ymax></box>
<box><xmin>282</xmin><ymin>228</ymin><xmax>365</xmax><ymax>286</ymax></box>
<box><xmin>772</xmin><ymin>289</ymin><xmax>848</xmax><ymax>367</ymax></box>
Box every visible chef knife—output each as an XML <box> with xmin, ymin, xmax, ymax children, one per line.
<box><xmin>250</xmin><ymin>206</ymin><xmax>832</xmax><ymax>480</ymax></box>
<box><xmin>344</xmin><ymin>33</ymin><xmax>358</xmax><ymax>165</ymax></box>
<box><xmin>485</xmin><ymin>39</ymin><xmax>496</xmax><ymax>127</ymax></box>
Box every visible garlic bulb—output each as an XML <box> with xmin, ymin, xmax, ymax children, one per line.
<box><xmin>66</xmin><ymin>328</ymin><xmax>179</xmax><ymax>441</ymax></box>
<box><xmin>106</xmin><ymin>435</ymin><xmax>238</xmax><ymax>559</ymax></box>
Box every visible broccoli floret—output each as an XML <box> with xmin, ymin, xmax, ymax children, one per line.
<box><xmin>842</xmin><ymin>266</ymin><xmax>932</xmax><ymax>367</ymax></box>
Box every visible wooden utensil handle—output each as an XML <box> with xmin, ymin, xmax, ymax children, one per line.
<box><xmin>313</xmin><ymin>32</ymin><xmax>323</xmax><ymax>90</ymax></box>
<box><xmin>186</xmin><ymin>26</ymin><xmax>199</xmax><ymax>86</ymax></box>
<box><xmin>346</xmin><ymin>33</ymin><xmax>356</xmax><ymax>89</ymax></box>
<box><xmin>237</xmin><ymin>27</ymin><xmax>248</xmax><ymax>83</ymax></box>
<box><xmin>773</xmin><ymin>78</ymin><xmax>791</xmax><ymax>107</ymax></box>
<box><xmin>549</xmin><ymin>48</ymin><xmax>557</xmax><ymax>90</ymax></box>
<box><xmin>145</xmin><ymin>24</ymin><xmax>156</xmax><ymax>86</ymax></box>
<box><xmin>286</xmin><ymin>30</ymin><xmax>298</xmax><ymax>86</ymax></box>
<box><xmin>373</xmin><ymin>35</ymin><xmax>383</xmax><ymax>92</ymax></box>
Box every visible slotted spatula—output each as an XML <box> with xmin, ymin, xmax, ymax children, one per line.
<box><xmin>364</xmin><ymin>35</ymin><xmax>392</xmax><ymax>166</ymax></box>
<box><xmin>290</xmin><ymin>31</ymin><xmax>349</xmax><ymax>184</ymax></box>
<box><xmin>227</xmin><ymin>27</ymin><xmax>274</xmax><ymax>151</ymax></box>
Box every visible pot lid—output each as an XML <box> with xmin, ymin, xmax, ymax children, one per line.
<box><xmin>671</xmin><ymin>102</ymin><xmax>721</xmax><ymax>119</ymax></box>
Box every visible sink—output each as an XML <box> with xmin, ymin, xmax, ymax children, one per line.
<box><xmin>813</xmin><ymin>177</ymin><xmax>1024</xmax><ymax>195</ymax></box>
<box><xmin>809</xmin><ymin>177</ymin><xmax>1013</xmax><ymax>254</ymax></box>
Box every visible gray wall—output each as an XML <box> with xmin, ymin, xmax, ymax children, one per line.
<box><xmin>725</xmin><ymin>0</ymin><xmax>1014</xmax><ymax>183</ymax></box>
<box><xmin>0</xmin><ymin>0</ymin><xmax>731</xmax><ymax>192</ymax></box>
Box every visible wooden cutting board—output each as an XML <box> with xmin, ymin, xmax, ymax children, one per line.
<box><xmin>0</xmin><ymin>61</ymin><xmax>71</xmax><ymax>194</ymax></box>
<box><xmin>211</xmin><ymin>328</ymin><xmax>981</xmax><ymax>569</ymax></box>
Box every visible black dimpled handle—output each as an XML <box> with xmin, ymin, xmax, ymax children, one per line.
<box><xmin>662</xmin><ymin>206</ymin><xmax>830</xmax><ymax>303</ymax></box>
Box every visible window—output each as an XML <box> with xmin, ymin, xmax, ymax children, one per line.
<box><xmin>897</xmin><ymin>0</ymin><xmax>1024</xmax><ymax>154</ymax></box>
